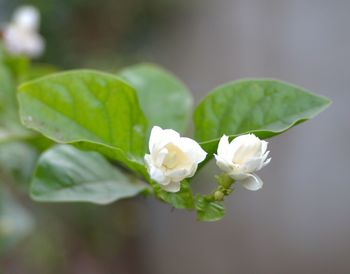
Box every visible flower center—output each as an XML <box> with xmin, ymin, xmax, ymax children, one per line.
<box><xmin>163</xmin><ymin>150</ymin><xmax>178</xmax><ymax>169</ymax></box>
<box><xmin>162</xmin><ymin>143</ymin><xmax>187</xmax><ymax>169</ymax></box>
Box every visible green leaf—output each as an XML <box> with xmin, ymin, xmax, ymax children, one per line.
<box><xmin>119</xmin><ymin>63</ymin><xmax>192</xmax><ymax>133</ymax></box>
<box><xmin>17</xmin><ymin>70</ymin><xmax>148</xmax><ymax>176</ymax></box>
<box><xmin>31</xmin><ymin>145</ymin><xmax>148</xmax><ymax>205</ymax></box>
<box><xmin>0</xmin><ymin>188</ymin><xmax>34</xmax><ymax>253</ymax></box>
<box><xmin>153</xmin><ymin>180</ymin><xmax>194</xmax><ymax>209</ymax></box>
<box><xmin>195</xmin><ymin>196</ymin><xmax>225</xmax><ymax>222</ymax></box>
<box><xmin>194</xmin><ymin>79</ymin><xmax>331</xmax><ymax>155</ymax></box>
<box><xmin>0</xmin><ymin>59</ymin><xmax>33</xmax><ymax>143</ymax></box>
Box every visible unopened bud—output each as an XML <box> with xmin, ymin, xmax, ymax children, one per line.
<box><xmin>214</xmin><ymin>190</ymin><xmax>224</xmax><ymax>201</ymax></box>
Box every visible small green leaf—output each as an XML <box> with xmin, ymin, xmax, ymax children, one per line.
<box><xmin>194</xmin><ymin>79</ymin><xmax>331</xmax><ymax>155</ymax></box>
<box><xmin>119</xmin><ymin>63</ymin><xmax>192</xmax><ymax>133</ymax></box>
<box><xmin>195</xmin><ymin>196</ymin><xmax>225</xmax><ymax>222</ymax></box>
<box><xmin>31</xmin><ymin>145</ymin><xmax>147</xmax><ymax>205</ymax></box>
<box><xmin>153</xmin><ymin>180</ymin><xmax>194</xmax><ymax>209</ymax></box>
<box><xmin>18</xmin><ymin>70</ymin><xmax>148</xmax><ymax>176</ymax></box>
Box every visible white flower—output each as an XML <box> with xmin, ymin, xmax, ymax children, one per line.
<box><xmin>3</xmin><ymin>6</ymin><xmax>45</xmax><ymax>58</ymax></box>
<box><xmin>215</xmin><ymin>134</ymin><xmax>271</xmax><ymax>191</ymax></box>
<box><xmin>13</xmin><ymin>6</ymin><xmax>40</xmax><ymax>31</ymax></box>
<box><xmin>145</xmin><ymin>126</ymin><xmax>207</xmax><ymax>193</ymax></box>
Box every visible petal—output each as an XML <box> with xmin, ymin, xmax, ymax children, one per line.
<box><xmin>161</xmin><ymin>181</ymin><xmax>181</xmax><ymax>193</ymax></box>
<box><xmin>13</xmin><ymin>6</ymin><xmax>40</xmax><ymax>31</ymax></box>
<box><xmin>219</xmin><ymin>134</ymin><xmax>239</xmax><ymax>163</ymax></box>
<box><xmin>262</xmin><ymin>157</ymin><xmax>271</xmax><ymax>168</ymax></box>
<box><xmin>242</xmin><ymin>157</ymin><xmax>264</xmax><ymax>173</ymax></box>
<box><xmin>229</xmin><ymin>171</ymin><xmax>249</xmax><ymax>181</ymax></box>
<box><xmin>166</xmin><ymin>167</ymin><xmax>191</xmax><ymax>181</ymax></box>
<box><xmin>187</xmin><ymin>163</ymin><xmax>198</xmax><ymax>177</ymax></box>
<box><xmin>149</xmin><ymin>126</ymin><xmax>180</xmax><ymax>153</ymax></box>
<box><xmin>232</xmin><ymin>134</ymin><xmax>262</xmax><ymax>164</ymax></box>
<box><xmin>261</xmin><ymin>140</ymin><xmax>268</xmax><ymax>154</ymax></box>
<box><xmin>260</xmin><ymin>151</ymin><xmax>271</xmax><ymax>169</ymax></box>
<box><xmin>217</xmin><ymin>135</ymin><xmax>230</xmax><ymax>158</ymax></box>
<box><xmin>240</xmin><ymin>173</ymin><xmax>263</xmax><ymax>191</ymax></box>
<box><xmin>153</xmin><ymin>147</ymin><xmax>168</xmax><ymax>167</ymax></box>
<box><xmin>148</xmin><ymin>126</ymin><xmax>163</xmax><ymax>153</ymax></box>
<box><xmin>215</xmin><ymin>154</ymin><xmax>234</xmax><ymax>173</ymax></box>
<box><xmin>149</xmin><ymin>166</ymin><xmax>169</xmax><ymax>185</ymax></box>
<box><xmin>177</xmin><ymin>137</ymin><xmax>207</xmax><ymax>164</ymax></box>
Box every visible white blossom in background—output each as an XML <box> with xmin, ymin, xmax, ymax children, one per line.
<box><xmin>145</xmin><ymin>126</ymin><xmax>207</xmax><ymax>193</ymax></box>
<box><xmin>215</xmin><ymin>134</ymin><xmax>271</xmax><ymax>191</ymax></box>
<box><xmin>2</xmin><ymin>6</ymin><xmax>45</xmax><ymax>58</ymax></box>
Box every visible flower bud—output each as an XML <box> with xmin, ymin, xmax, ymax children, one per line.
<box><xmin>214</xmin><ymin>190</ymin><xmax>224</xmax><ymax>201</ymax></box>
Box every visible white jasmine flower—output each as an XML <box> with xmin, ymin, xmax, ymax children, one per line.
<box><xmin>3</xmin><ymin>5</ymin><xmax>45</xmax><ymax>58</ymax></box>
<box><xmin>215</xmin><ymin>134</ymin><xmax>271</xmax><ymax>191</ymax></box>
<box><xmin>145</xmin><ymin>126</ymin><xmax>207</xmax><ymax>193</ymax></box>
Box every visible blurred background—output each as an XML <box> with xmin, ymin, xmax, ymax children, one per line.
<box><xmin>0</xmin><ymin>0</ymin><xmax>347</xmax><ymax>273</ymax></box>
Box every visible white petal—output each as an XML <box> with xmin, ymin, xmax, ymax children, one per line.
<box><xmin>217</xmin><ymin>135</ymin><xmax>230</xmax><ymax>158</ymax></box>
<box><xmin>148</xmin><ymin>126</ymin><xmax>180</xmax><ymax>153</ymax></box>
<box><xmin>13</xmin><ymin>6</ymin><xmax>40</xmax><ymax>31</ymax></box>
<box><xmin>232</xmin><ymin>134</ymin><xmax>262</xmax><ymax>164</ymax></box>
<box><xmin>24</xmin><ymin>33</ymin><xmax>44</xmax><ymax>57</ymax></box>
<box><xmin>161</xmin><ymin>181</ymin><xmax>181</xmax><ymax>193</ymax></box>
<box><xmin>260</xmin><ymin>150</ymin><xmax>271</xmax><ymax>169</ymax></box>
<box><xmin>229</xmin><ymin>171</ymin><xmax>249</xmax><ymax>181</ymax></box>
<box><xmin>166</xmin><ymin>167</ymin><xmax>190</xmax><ymax>181</ymax></box>
<box><xmin>177</xmin><ymin>137</ymin><xmax>207</xmax><ymax>164</ymax></box>
<box><xmin>3</xmin><ymin>24</ymin><xmax>44</xmax><ymax>58</ymax></box>
<box><xmin>154</xmin><ymin>147</ymin><xmax>168</xmax><ymax>167</ymax></box>
<box><xmin>187</xmin><ymin>163</ymin><xmax>198</xmax><ymax>177</ymax></box>
<box><xmin>261</xmin><ymin>140</ymin><xmax>268</xmax><ymax>154</ymax></box>
<box><xmin>262</xmin><ymin>157</ymin><xmax>271</xmax><ymax>168</ymax></box>
<box><xmin>240</xmin><ymin>174</ymin><xmax>263</xmax><ymax>191</ymax></box>
<box><xmin>149</xmin><ymin>166</ymin><xmax>169</xmax><ymax>185</ymax></box>
<box><xmin>215</xmin><ymin>154</ymin><xmax>234</xmax><ymax>173</ymax></box>
<box><xmin>148</xmin><ymin>126</ymin><xmax>163</xmax><ymax>153</ymax></box>
<box><xmin>242</xmin><ymin>157</ymin><xmax>264</xmax><ymax>173</ymax></box>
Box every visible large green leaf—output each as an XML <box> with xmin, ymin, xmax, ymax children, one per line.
<box><xmin>31</xmin><ymin>145</ymin><xmax>147</xmax><ymax>204</ymax></box>
<box><xmin>194</xmin><ymin>79</ymin><xmax>331</xmax><ymax>154</ymax></box>
<box><xmin>119</xmin><ymin>63</ymin><xmax>192</xmax><ymax>133</ymax></box>
<box><xmin>17</xmin><ymin>70</ymin><xmax>148</xmax><ymax>176</ymax></box>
